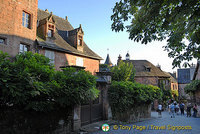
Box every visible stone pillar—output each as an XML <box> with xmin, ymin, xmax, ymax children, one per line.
<box><xmin>73</xmin><ymin>105</ymin><xmax>81</xmax><ymax>131</ymax></box>
<box><xmin>96</xmin><ymin>71</ymin><xmax>112</xmax><ymax>120</ymax></box>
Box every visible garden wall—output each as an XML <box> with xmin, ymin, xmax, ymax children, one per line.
<box><xmin>113</xmin><ymin>104</ymin><xmax>151</xmax><ymax>122</ymax></box>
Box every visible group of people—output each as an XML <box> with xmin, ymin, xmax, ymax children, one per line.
<box><xmin>157</xmin><ymin>100</ymin><xmax>198</xmax><ymax>118</ymax></box>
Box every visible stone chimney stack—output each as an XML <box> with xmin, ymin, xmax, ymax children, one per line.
<box><xmin>65</xmin><ymin>16</ymin><xmax>68</xmax><ymax>21</ymax></box>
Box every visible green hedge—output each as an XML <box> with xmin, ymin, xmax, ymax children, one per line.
<box><xmin>0</xmin><ymin>51</ymin><xmax>99</xmax><ymax>112</ymax></box>
<box><xmin>185</xmin><ymin>80</ymin><xmax>200</xmax><ymax>93</ymax></box>
<box><xmin>108</xmin><ymin>81</ymin><xmax>162</xmax><ymax>115</ymax></box>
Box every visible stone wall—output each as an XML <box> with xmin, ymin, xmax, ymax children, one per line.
<box><xmin>113</xmin><ymin>104</ymin><xmax>151</xmax><ymax>123</ymax></box>
<box><xmin>0</xmin><ymin>108</ymin><xmax>72</xmax><ymax>134</ymax></box>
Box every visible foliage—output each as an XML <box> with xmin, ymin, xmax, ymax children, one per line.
<box><xmin>184</xmin><ymin>80</ymin><xmax>200</xmax><ymax>93</ymax></box>
<box><xmin>108</xmin><ymin>81</ymin><xmax>162</xmax><ymax>115</ymax></box>
<box><xmin>159</xmin><ymin>81</ymin><xmax>172</xmax><ymax>103</ymax></box>
<box><xmin>0</xmin><ymin>51</ymin><xmax>99</xmax><ymax>112</ymax></box>
<box><xmin>111</xmin><ymin>61</ymin><xmax>135</xmax><ymax>81</ymax></box>
<box><xmin>111</xmin><ymin>0</ymin><xmax>200</xmax><ymax>68</ymax></box>
<box><xmin>99</xmin><ymin>64</ymin><xmax>110</xmax><ymax>72</ymax></box>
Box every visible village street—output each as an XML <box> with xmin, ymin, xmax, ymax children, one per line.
<box><xmin>90</xmin><ymin>111</ymin><xmax>200</xmax><ymax>134</ymax></box>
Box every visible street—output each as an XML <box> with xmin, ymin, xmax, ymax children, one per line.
<box><xmin>90</xmin><ymin>111</ymin><xmax>200</xmax><ymax>134</ymax></box>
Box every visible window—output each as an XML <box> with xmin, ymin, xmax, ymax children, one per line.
<box><xmin>0</xmin><ymin>38</ymin><xmax>6</xmax><ymax>44</ymax></box>
<box><xmin>78</xmin><ymin>36</ymin><xmax>83</xmax><ymax>46</ymax></box>
<box><xmin>47</xmin><ymin>29</ymin><xmax>53</xmax><ymax>37</ymax></box>
<box><xmin>45</xmin><ymin>50</ymin><xmax>55</xmax><ymax>64</ymax></box>
<box><xmin>76</xmin><ymin>57</ymin><xmax>83</xmax><ymax>66</ymax></box>
<box><xmin>47</xmin><ymin>24</ymin><xmax>54</xmax><ymax>37</ymax></box>
<box><xmin>19</xmin><ymin>44</ymin><xmax>29</xmax><ymax>53</ymax></box>
<box><xmin>78</xmin><ymin>39</ymin><xmax>82</xmax><ymax>46</ymax></box>
<box><xmin>22</xmin><ymin>11</ymin><xmax>31</xmax><ymax>28</ymax></box>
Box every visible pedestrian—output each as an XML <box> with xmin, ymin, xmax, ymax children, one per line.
<box><xmin>175</xmin><ymin>103</ymin><xmax>179</xmax><ymax>115</ymax></box>
<box><xmin>168</xmin><ymin>104</ymin><xmax>171</xmax><ymax>115</ymax></box>
<box><xmin>187</xmin><ymin>103</ymin><xmax>192</xmax><ymax>117</ymax></box>
<box><xmin>158</xmin><ymin>103</ymin><xmax>162</xmax><ymax>118</ymax></box>
<box><xmin>170</xmin><ymin>103</ymin><xmax>175</xmax><ymax>118</ymax></box>
<box><xmin>193</xmin><ymin>104</ymin><xmax>198</xmax><ymax>118</ymax></box>
<box><xmin>179</xmin><ymin>102</ymin><xmax>185</xmax><ymax>115</ymax></box>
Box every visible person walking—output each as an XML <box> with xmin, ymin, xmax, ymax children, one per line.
<box><xmin>193</xmin><ymin>104</ymin><xmax>198</xmax><ymax>118</ymax></box>
<box><xmin>187</xmin><ymin>103</ymin><xmax>192</xmax><ymax>117</ymax></box>
<box><xmin>175</xmin><ymin>103</ymin><xmax>179</xmax><ymax>115</ymax></box>
<box><xmin>179</xmin><ymin>102</ymin><xmax>185</xmax><ymax>115</ymax></box>
<box><xmin>158</xmin><ymin>103</ymin><xmax>162</xmax><ymax>118</ymax></box>
<box><xmin>170</xmin><ymin>103</ymin><xmax>175</xmax><ymax>118</ymax></box>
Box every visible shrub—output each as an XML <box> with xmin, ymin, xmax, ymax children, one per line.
<box><xmin>108</xmin><ymin>81</ymin><xmax>162</xmax><ymax>115</ymax></box>
<box><xmin>0</xmin><ymin>51</ymin><xmax>99</xmax><ymax>111</ymax></box>
<box><xmin>185</xmin><ymin>80</ymin><xmax>200</xmax><ymax>93</ymax></box>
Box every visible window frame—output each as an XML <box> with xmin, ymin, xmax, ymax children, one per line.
<box><xmin>19</xmin><ymin>43</ymin><xmax>29</xmax><ymax>53</ymax></box>
<box><xmin>0</xmin><ymin>37</ymin><xmax>6</xmax><ymax>45</ymax></box>
<box><xmin>22</xmin><ymin>11</ymin><xmax>31</xmax><ymax>29</ymax></box>
<box><xmin>45</xmin><ymin>50</ymin><xmax>55</xmax><ymax>64</ymax></box>
<box><xmin>47</xmin><ymin>24</ymin><xmax>54</xmax><ymax>37</ymax></box>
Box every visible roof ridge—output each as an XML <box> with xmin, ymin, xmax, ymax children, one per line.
<box><xmin>38</xmin><ymin>8</ymin><xmax>72</xmax><ymax>26</ymax></box>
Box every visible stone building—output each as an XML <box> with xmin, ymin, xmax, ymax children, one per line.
<box><xmin>118</xmin><ymin>53</ymin><xmax>170</xmax><ymax>89</ymax></box>
<box><xmin>164</xmin><ymin>72</ymin><xmax>179</xmax><ymax>97</ymax></box>
<box><xmin>192</xmin><ymin>61</ymin><xmax>200</xmax><ymax>105</ymax></box>
<box><xmin>177</xmin><ymin>64</ymin><xmax>196</xmax><ymax>98</ymax></box>
<box><xmin>0</xmin><ymin>0</ymin><xmax>102</xmax><ymax>74</ymax></box>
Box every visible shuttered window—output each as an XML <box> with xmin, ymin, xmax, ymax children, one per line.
<box><xmin>76</xmin><ymin>57</ymin><xmax>83</xmax><ymax>67</ymax></box>
<box><xmin>45</xmin><ymin>50</ymin><xmax>55</xmax><ymax>64</ymax></box>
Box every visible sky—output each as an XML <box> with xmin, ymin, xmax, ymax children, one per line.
<box><xmin>38</xmin><ymin>0</ymin><xmax>197</xmax><ymax>73</ymax></box>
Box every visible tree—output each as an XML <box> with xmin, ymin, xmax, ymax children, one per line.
<box><xmin>111</xmin><ymin>61</ymin><xmax>135</xmax><ymax>81</ymax></box>
<box><xmin>111</xmin><ymin>0</ymin><xmax>200</xmax><ymax>68</ymax></box>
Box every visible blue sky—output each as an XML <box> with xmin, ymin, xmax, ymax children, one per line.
<box><xmin>38</xmin><ymin>0</ymin><xmax>196</xmax><ymax>73</ymax></box>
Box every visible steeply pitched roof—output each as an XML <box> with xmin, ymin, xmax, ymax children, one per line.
<box><xmin>104</xmin><ymin>54</ymin><xmax>112</xmax><ymax>65</ymax></box>
<box><xmin>164</xmin><ymin>72</ymin><xmax>177</xmax><ymax>83</ymax></box>
<box><xmin>37</xmin><ymin>9</ymin><xmax>102</xmax><ymax>60</ymax></box>
<box><xmin>124</xmin><ymin>60</ymin><xmax>169</xmax><ymax>77</ymax></box>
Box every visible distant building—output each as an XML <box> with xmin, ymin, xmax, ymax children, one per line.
<box><xmin>104</xmin><ymin>54</ymin><xmax>113</xmax><ymax>66</ymax></box>
<box><xmin>118</xmin><ymin>53</ymin><xmax>170</xmax><ymax>89</ymax></box>
<box><xmin>177</xmin><ymin>64</ymin><xmax>196</xmax><ymax>98</ymax></box>
<box><xmin>164</xmin><ymin>72</ymin><xmax>179</xmax><ymax>98</ymax></box>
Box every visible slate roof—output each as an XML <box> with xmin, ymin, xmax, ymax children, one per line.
<box><xmin>104</xmin><ymin>54</ymin><xmax>112</xmax><ymax>65</ymax></box>
<box><xmin>36</xmin><ymin>9</ymin><xmax>102</xmax><ymax>60</ymax></box>
<box><xmin>123</xmin><ymin>60</ymin><xmax>169</xmax><ymax>77</ymax></box>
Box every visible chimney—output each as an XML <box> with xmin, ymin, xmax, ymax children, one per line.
<box><xmin>172</xmin><ymin>71</ymin><xmax>177</xmax><ymax>78</ymax></box>
<box><xmin>65</xmin><ymin>16</ymin><xmax>68</xmax><ymax>21</ymax></box>
<box><xmin>156</xmin><ymin>64</ymin><xmax>161</xmax><ymax>70</ymax></box>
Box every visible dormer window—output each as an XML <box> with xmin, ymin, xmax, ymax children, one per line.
<box><xmin>145</xmin><ymin>66</ymin><xmax>151</xmax><ymax>72</ymax></box>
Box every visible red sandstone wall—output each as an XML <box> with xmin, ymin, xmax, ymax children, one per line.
<box><xmin>0</xmin><ymin>0</ymin><xmax>38</xmax><ymax>56</ymax></box>
<box><xmin>40</xmin><ymin>49</ymin><xmax>99</xmax><ymax>75</ymax></box>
